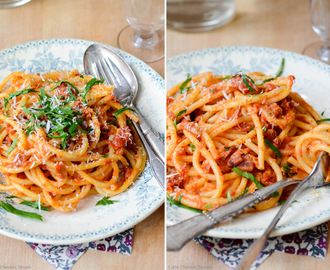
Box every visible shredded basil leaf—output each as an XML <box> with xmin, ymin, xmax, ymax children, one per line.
<box><xmin>224</xmin><ymin>146</ymin><xmax>231</xmax><ymax>150</ymax></box>
<box><xmin>179</xmin><ymin>73</ymin><xmax>192</xmax><ymax>94</ymax></box>
<box><xmin>264</xmin><ymin>139</ymin><xmax>282</xmax><ymax>158</ymax></box>
<box><xmin>236</xmin><ymin>189</ymin><xmax>248</xmax><ymax>199</ymax></box>
<box><xmin>316</xmin><ymin>118</ymin><xmax>330</xmax><ymax>122</ymax></box>
<box><xmin>166</xmin><ymin>194</ymin><xmax>203</xmax><ymax>214</ymax></box>
<box><xmin>178</xmin><ymin>194</ymin><xmax>183</xmax><ymax>203</ymax></box>
<box><xmin>268</xmin><ymin>111</ymin><xmax>274</xmax><ymax>114</ymax></box>
<box><xmin>270</xmin><ymin>191</ymin><xmax>280</xmax><ymax>197</ymax></box>
<box><xmin>282</xmin><ymin>164</ymin><xmax>292</xmax><ymax>176</ymax></box>
<box><xmin>113</xmin><ymin>106</ymin><xmax>136</xmax><ymax>117</ymax></box>
<box><xmin>81</xmin><ymin>78</ymin><xmax>105</xmax><ymax>104</ymax></box>
<box><xmin>279</xmin><ymin>200</ymin><xmax>286</xmax><ymax>205</ymax></box>
<box><xmin>8</xmin><ymin>89</ymin><xmax>38</xmax><ymax>99</ymax></box>
<box><xmin>95</xmin><ymin>197</ymin><xmax>119</xmax><ymax>206</ymax></box>
<box><xmin>321</xmin><ymin>111</ymin><xmax>325</xmax><ymax>116</ymax></box>
<box><xmin>190</xmin><ymin>143</ymin><xmax>195</xmax><ymax>152</ymax></box>
<box><xmin>255</xmin><ymin>58</ymin><xmax>285</xmax><ymax>85</ymax></box>
<box><xmin>217</xmin><ymin>75</ymin><xmax>233</xmax><ymax>81</ymax></box>
<box><xmin>242</xmin><ymin>74</ymin><xmax>255</xmax><ymax>93</ymax></box>
<box><xmin>209</xmin><ymin>90</ymin><xmax>214</xmax><ymax>93</ymax></box>
<box><xmin>227</xmin><ymin>190</ymin><xmax>232</xmax><ymax>202</ymax></box>
<box><xmin>0</xmin><ymin>200</ymin><xmax>43</xmax><ymax>221</ymax></box>
<box><xmin>173</xmin><ymin>109</ymin><xmax>187</xmax><ymax>129</ymax></box>
<box><xmin>102</xmin><ymin>155</ymin><xmax>108</xmax><ymax>158</ymax></box>
<box><xmin>204</xmin><ymin>205</ymin><xmax>213</xmax><ymax>208</ymax></box>
<box><xmin>249</xmin><ymin>126</ymin><xmax>255</xmax><ymax>131</ymax></box>
<box><xmin>6</xmin><ymin>137</ymin><xmax>18</xmax><ymax>154</ymax></box>
<box><xmin>232</xmin><ymin>168</ymin><xmax>264</xmax><ymax>189</ymax></box>
<box><xmin>262</xmin><ymin>126</ymin><xmax>267</xmax><ymax>132</ymax></box>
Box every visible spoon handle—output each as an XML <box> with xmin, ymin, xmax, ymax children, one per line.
<box><xmin>167</xmin><ymin>178</ymin><xmax>300</xmax><ymax>251</ymax></box>
<box><xmin>131</xmin><ymin>104</ymin><xmax>165</xmax><ymax>164</ymax></box>
<box><xmin>132</xmin><ymin>120</ymin><xmax>165</xmax><ymax>190</ymax></box>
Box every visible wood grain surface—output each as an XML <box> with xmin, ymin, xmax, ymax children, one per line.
<box><xmin>0</xmin><ymin>0</ymin><xmax>164</xmax><ymax>269</ymax></box>
<box><xmin>166</xmin><ymin>0</ymin><xmax>330</xmax><ymax>269</ymax></box>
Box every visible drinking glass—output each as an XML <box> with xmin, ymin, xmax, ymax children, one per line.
<box><xmin>0</xmin><ymin>0</ymin><xmax>30</xmax><ymax>8</ymax></box>
<box><xmin>303</xmin><ymin>0</ymin><xmax>330</xmax><ymax>63</ymax></box>
<box><xmin>167</xmin><ymin>0</ymin><xmax>235</xmax><ymax>32</ymax></box>
<box><xmin>118</xmin><ymin>0</ymin><xmax>164</xmax><ymax>63</ymax></box>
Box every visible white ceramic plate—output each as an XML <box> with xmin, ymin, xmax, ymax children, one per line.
<box><xmin>0</xmin><ymin>39</ymin><xmax>164</xmax><ymax>244</ymax></box>
<box><xmin>166</xmin><ymin>46</ymin><xmax>330</xmax><ymax>239</ymax></box>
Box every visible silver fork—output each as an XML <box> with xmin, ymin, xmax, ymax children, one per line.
<box><xmin>84</xmin><ymin>44</ymin><xmax>165</xmax><ymax>190</ymax></box>
<box><xmin>237</xmin><ymin>151</ymin><xmax>329</xmax><ymax>270</ymax></box>
<box><xmin>167</xmin><ymin>151</ymin><xmax>329</xmax><ymax>252</ymax></box>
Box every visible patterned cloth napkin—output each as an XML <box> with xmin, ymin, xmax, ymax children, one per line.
<box><xmin>195</xmin><ymin>222</ymin><xmax>327</xmax><ymax>269</ymax></box>
<box><xmin>26</xmin><ymin>228</ymin><xmax>134</xmax><ymax>270</ymax></box>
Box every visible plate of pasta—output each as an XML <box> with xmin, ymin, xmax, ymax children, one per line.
<box><xmin>166</xmin><ymin>46</ymin><xmax>330</xmax><ymax>238</ymax></box>
<box><xmin>0</xmin><ymin>39</ymin><xmax>164</xmax><ymax>244</ymax></box>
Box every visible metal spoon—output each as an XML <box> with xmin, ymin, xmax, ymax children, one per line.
<box><xmin>84</xmin><ymin>44</ymin><xmax>165</xmax><ymax>190</ymax></box>
<box><xmin>237</xmin><ymin>151</ymin><xmax>329</xmax><ymax>270</ymax></box>
<box><xmin>167</xmin><ymin>152</ymin><xmax>329</xmax><ymax>252</ymax></box>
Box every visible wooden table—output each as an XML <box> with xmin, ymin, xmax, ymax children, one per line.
<box><xmin>167</xmin><ymin>0</ymin><xmax>330</xmax><ymax>269</ymax></box>
<box><xmin>0</xmin><ymin>0</ymin><xmax>164</xmax><ymax>269</ymax></box>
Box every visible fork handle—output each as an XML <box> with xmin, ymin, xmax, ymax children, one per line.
<box><xmin>131</xmin><ymin>104</ymin><xmax>165</xmax><ymax>164</ymax></box>
<box><xmin>167</xmin><ymin>178</ymin><xmax>300</xmax><ymax>252</ymax></box>
<box><xmin>132</xmin><ymin>120</ymin><xmax>165</xmax><ymax>190</ymax></box>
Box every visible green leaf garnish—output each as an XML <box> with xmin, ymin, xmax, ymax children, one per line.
<box><xmin>255</xmin><ymin>58</ymin><xmax>285</xmax><ymax>85</ymax></box>
<box><xmin>102</xmin><ymin>155</ymin><xmax>108</xmax><ymax>158</ymax></box>
<box><xmin>316</xmin><ymin>119</ymin><xmax>330</xmax><ymax>122</ymax></box>
<box><xmin>81</xmin><ymin>78</ymin><xmax>105</xmax><ymax>104</ymax></box>
<box><xmin>249</xmin><ymin>126</ymin><xmax>255</xmax><ymax>131</ymax></box>
<box><xmin>0</xmin><ymin>200</ymin><xmax>43</xmax><ymax>221</ymax></box>
<box><xmin>232</xmin><ymin>168</ymin><xmax>264</xmax><ymax>189</ymax></box>
<box><xmin>282</xmin><ymin>164</ymin><xmax>292</xmax><ymax>176</ymax></box>
<box><xmin>270</xmin><ymin>191</ymin><xmax>280</xmax><ymax>197</ymax></box>
<box><xmin>217</xmin><ymin>75</ymin><xmax>233</xmax><ymax>81</ymax></box>
<box><xmin>113</xmin><ymin>106</ymin><xmax>136</xmax><ymax>117</ymax></box>
<box><xmin>8</xmin><ymin>89</ymin><xmax>38</xmax><ymax>99</ymax></box>
<box><xmin>204</xmin><ymin>205</ymin><xmax>213</xmax><ymax>208</ymax></box>
<box><xmin>262</xmin><ymin>126</ymin><xmax>267</xmax><ymax>132</ymax></box>
<box><xmin>268</xmin><ymin>111</ymin><xmax>274</xmax><ymax>114</ymax></box>
<box><xmin>173</xmin><ymin>109</ymin><xmax>187</xmax><ymax>129</ymax></box>
<box><xmin>242</xmin><ymin>74</ymin><xmax>255</xmax><ymax>93</ymax></box>
<box><xmin>321</xmin><ymin>111</ymin><xmax>325</xmax><ymax>116</ymax></box>
<box><xmin>209</xmin><ymin>90</ymin><xmax>214</xmax><ymax>93</ymax></box>
<box><xmin>166</xmin><ymin>194</ymin><xmax>203</xmax><ymax>214</ymax></box>
<box><xmin>179</xmin><ymin>73</ymin><xmax>192</xmax><ymax>94</ymax></box>
<box><xmin>6</xmin><ymin>196</ymin><xmax>49</xmax><ymax>211</ymax></box>
<box><xmin>178</xmin><ymin>194</ymin><xmax>183</xmax><ymax>203</ymax></box>
<box><xmin>95</xmin><ymin>197</ymin><xmax>119</xmax><ymax>206</ymax></box>
<box><xmin>224</xmin><ymin>146</ymin><xmax>231</xmax><ymax>150</ymax></box>
<box><xmin>190</xmin><ymin>143</ymin><xmax>195</xmax><ymax>152</ymax></box>
<box><xmin>279</xmin><ymin>200</ymin><xmax>286</xmax><ymax>205</ymax></box>
<box><xmin>264</xmin><ymin>139</ymin><xmax>282</xmax><ymax>158</ymax></box>
<box><xmin>236</xmin><ymin>188</ymin><xmax>248</xmax><ymax>199</ymax></box>
<box><xmin>227</xmin><ymin>190</ymin><xmax>232</xmax><ymax>202</ymax></box>
<box><xmin>6</xmin><ymin>137</ymin><xmax>18</xmax><ymax>154</ymax></box>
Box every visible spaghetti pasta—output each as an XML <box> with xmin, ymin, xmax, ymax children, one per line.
<box><xmin>166</xmin><ymin>68</ymin><xmax>330</xmax><ymax>212</ymax></box>
<box><xmin>0</xmin><ymin>70</ymin><xmax>146</xmax><ymax>211</ymax></box>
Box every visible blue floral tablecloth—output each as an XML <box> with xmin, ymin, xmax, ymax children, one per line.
<box><xmin>195</xmin><ymin>223</ymin><xmax>327</xmax><ymax>269</ymax></box>
<box><xmin>27</xmin><ymin>228</ymin><xmax>134</xmax><ymax>270</ymax></box>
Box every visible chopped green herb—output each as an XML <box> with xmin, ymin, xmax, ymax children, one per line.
<box><xmin>270</xmin><ymin>191</ymin><xmax>280</xmax><ymax>197</ymax></box>
<box><xmin>204</xmin><ymin>205</ymin><xmax>213</xmax><ymax>208</ymax></box>
<box><xmin>95</xmin><ymin>197</ymin><xmax>119</xmax><ymax>206</ymax></box>
<box><xmin>268</xmin><ymin>111</ymin><xmax>274</xmax><ymax>114</ymax></box>
<box><xmin>246</xmin><ymin>89</ymin><xmax>265</xmax><ymax>97</ymax></box>
<box><xmin>255</xmin><ymin>58</ymin><xmax>285</xmax><ymax>85</ymax></box>
<box><xmin>178</xmin><ymin>194</ymin><xmax>183</xmax><ymax>203</ymax></box>
<box><xmin>321</xmin><ymin>111</ymin><xmax>325</xmax><ymax>116</ymax></box>
<box><xmin>127</xmin><ymin>119</ymin><xmax>132</xmax><ymax>125</ymax></box>
<box><xmin>264</xmin><ymin>139</ymin><xmax>282</xmax><ymax>158</ymax></box>
<box><xmin>245</xmin><ymin>75</ymin><xmax>255</xmax><ymax>84</ymax></box>
<box><xmin>279</xmin><ymin>200</ymin><xmax>286</xmax><ymax>205</ymax></box>
<box><xmin>8</xmin><ymin>89</ymin><xmax>38</xmax><ymax>99</ymax></box>
<box><xmin>34</xmin><ymin>162</ymin><xmax>38</xmax><ymax>166</ymax></box>
<box><xmin>227</xmin><ymin>190</ymin><xmax>232</xmax><ymax>202</ymax></box>
<box><xmin>242</xmin><ymin>74</ymin><xmax>255</xmax><ymax>93</ymax></box>
<box><xmin>166</xmin><ymin>194</ymin><xmax>203</xmax><ymax>214</ymax></box>
<box><xmin>262</xmin><ymin>126</ymin><xmax>267</xmax><ymax>132</ymax></box>
<box><xmin>251</xmin><ymin>206</ymin><xmax>257</xmax><ymax>209</ymax></box>
<box><xmin>316</xmin><ymin>119</ymin><xmax>330</xmax><ymax>122</ymax></box>
<box><xmin>102</xmin><ymin>155</ymin><xmax>108</xmax><ymax>158</ymax></box>
<box><xmin>190</xmin><ymin>143</ymin><xmax>195</xmax><ymax>152</ymax></box>
<box><xmin>6</xmin><ymin>137</ymin><xmax>18</xmax><ymax>155</ymax></box>
<box><xmin>108</xmin><ymin>118</ymin><xmax>117</xmax><ymax>125</ymax></box>
<box><xmin>282</xmin><ymin>164</ymin><xmax>292</xmax><ymax>176</ymax></box>
<box><xmin>173</xmin><ymin>109</ymin><xmax>187</xmax><ymax>129</ymax></box>
<box><xmin>80</xmin><ymin>75</ymin><xmax>84</xmax><ymax>78</ymax></box>
<box><xmin>179</xmin><ymin>74</ymin><xmax>192</xmax><ymax>94</ymax></box>
<box><xmin>224</xmin><ymin>146</ymin><xmax>231</xmax><ymax>150</ymax></box>
<box><xmin>236</xmin><ymin>188</ymin><xmax>248</xmax><ymax>199</ymax></box>
<box><xmin>249</xmin><ymin>126</ymin><xmax>255</xmax><ymax>131</ymax></box>
<box><xmin>0</xmin><ymin>200</ymin><xmax>43</xmax><ymax>221</ymax></box>
<box><xmin>293</xmin><ymin>200</ymin><xmax>299</xmax><ymax>203</ymax></box>
<box><xmin>232</xmin><ymin>168</ymin><xmax>264</xmax><ymax>189</ymax></box>
<box><xmin>209</xmin><ymin>90</ymin><xmax>214</xmax><ymax>93</ymax></box>
<box><xmin>113</xmin><ymin>106</ymin><xmax>136</xmax><ymax>117</ymax></box>
<box><xmin>81</xmin><ymin>78</ymin><xmax>105</xmax><ymax>104</ymax></box>
<box><xmin>217</xmin><ymin>75</ymin><xmax>232</xmax><ymax>81</ymax></box>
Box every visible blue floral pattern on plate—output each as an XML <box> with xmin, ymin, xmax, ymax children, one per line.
<box><xmin>166</xmin><ymin>46</ymin><xmax>330</xmax><ymax>239</ymax></box>
<box><xmin>0</xmin><ymin>39</ymin><xmax>164</xmax><ymax>244</ymax></box>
